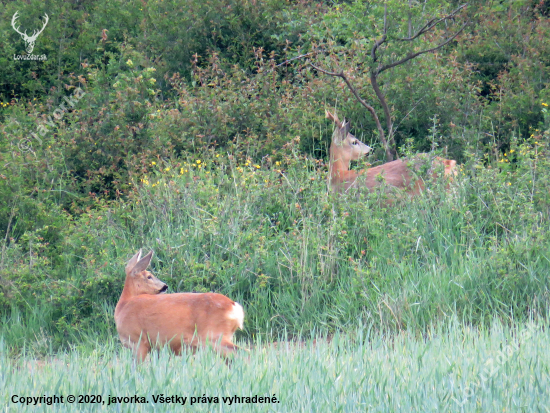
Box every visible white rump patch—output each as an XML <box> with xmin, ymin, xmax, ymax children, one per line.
<box><xmin>228</xmin><ymin>302</ymin><xmax>245</xmax><ymax>329</ymax></box>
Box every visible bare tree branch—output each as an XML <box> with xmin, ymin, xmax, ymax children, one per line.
<box><xmin>397</xmin><ymin>4</ymin><xmax>467</xmax><ymax>42</ymax></box>
<box><xmin>370</xmin><ymin>34</ymin><xmax>387</xmax><ymax>63</ymax></box>
<box><xmin>308</xmin><ymin>4</ymin><xmax>468</xmax><ymax>161</ymax></box>
<box><xmin>378</xmin><ymin>22</ymin><xmax>468</xmax><ymax>75</ymax></box>
<box><xmin>369</xmin><ymin>70</ymin><xmax>396</xmax><ymax>159</ymax></box>
<box><xmin>276</xmin><ymin>52</ymin><xmax>314</xmax><ymax>67</ymax></box>
<box><xmin>408</xmin><ymin>0</ymin><xmax>412</xmax><ymax>38</ymax></box>
<box><xmin>310</xmin><ymin>63</ymin><xmax>394</xmax><ymax>161</ymax></box>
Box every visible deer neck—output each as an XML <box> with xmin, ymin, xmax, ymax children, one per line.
<box><xmin>329</xmin><ymin>144</ymin><xmax>359</xmax><ymax>185</ymax></box>
<box><xmin>115</xmin><ymin>276</ymin><xmax>138</xmax><ymax>316</ymax></box>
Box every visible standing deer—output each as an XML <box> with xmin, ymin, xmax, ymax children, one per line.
<box><xmin>326</xmin><ymin>110</ymin><xmax>457</xmax><ymax>194</ymax></box>
<box><xmin>115</xmin><ymin>250</ymin><xmax>245</xmax><ymax>361</ymax></box>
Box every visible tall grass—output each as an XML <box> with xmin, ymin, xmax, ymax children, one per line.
<box><xmin>1</xmin><ymin>138</ymin><xmax>550</xmax><ymax>352</ymax></box>
<box><xmin>1</xmin><ymin>318</ymin><xmax>548</xmax><ymax>412</ymax></box>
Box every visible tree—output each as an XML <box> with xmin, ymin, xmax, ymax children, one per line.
<box><xmin>306</xmin><ymin>1</ymin><xmax>469</xmax><ymax>161</ymax></box>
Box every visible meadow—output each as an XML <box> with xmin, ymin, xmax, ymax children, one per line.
<box><xmin>2</xmin><ymin>319</ymin><xmax>549</xmax><ymax>412</ymax></box>
<box><xmin>2</xmin><ymin>137</ymin><xmax>550</xmax><ymax>349</ymax></box>
<box><xmin>2</xmin><ymin>143</ymin><xmax>550</xmax><ymax>411</ymax></box>
<box><xmin>2</xmin><ymin>0</ymin><xmax>550</xmax><ymax>410</ymax></box>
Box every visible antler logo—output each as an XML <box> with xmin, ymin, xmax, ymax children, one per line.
<box><xmin>11</xmin><ymin>11</ymin><xmax>49</xmax><ymax>54</ymax></box>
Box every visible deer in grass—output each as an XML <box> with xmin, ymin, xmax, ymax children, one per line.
<box><xmin>114</xmin><ymin>249</ymin><xmax>245</xmax><ymax>361</ymax></box>
<box><xmin>326</xmin><ymin>110</ymin><xmax>457</xmax><ymax>194</ymax></box>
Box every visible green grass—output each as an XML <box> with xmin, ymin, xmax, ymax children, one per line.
<box><xmin>2</xmin><ymin>145</ymin><xmax>550</xmax><ymax>352</ymax></box>
<box><xmin>1</xmin><ymin>318</ymin><xmax>549</xmax><ymax>412</ymax></box>
<box><xmin>1</xmin><ymin>140</ymin><xmax>549</xmax><ymax>411</ymax></box>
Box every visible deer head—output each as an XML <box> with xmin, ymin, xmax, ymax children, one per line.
<box><xmin>11</xmin><ymin>11</ymin><xmax>49</xmax><ymax>54</ymax></box>
<box><xmin>326</xmin><ymin>109</ymin><xmax>372</xmax><ymax>165</ymax></box>
<box><xmin>124</xmin><ymin>249</ymin><xmax>168</xmax><ymax>295</ymax></box>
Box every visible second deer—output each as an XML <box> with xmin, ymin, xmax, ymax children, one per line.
<box><xmin>326</xmin><ymin>110</ymin><xmax>457</xmax><ymax>194</ymax></box>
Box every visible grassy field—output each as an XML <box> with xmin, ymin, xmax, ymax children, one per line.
<box><xmin>1</xmin><ymin>141</ymin><xmax>549</xmax><ymax>412</ymax></box>
<box><xmin>1</xmin><ymin>123</ymin><xmax>549</xmax><ymax>413</ymax></box>
<box><xmin>2</xmin><ymin>142</ymin><xmax>550</xmax><ymax>352</ymax></box>
<box><xmin>1</xmin><ymin>1</ymin><xmax>550</xmax><ymax>411</ymax></box>
<box><xmin>1</xmin><ymin>319</ymin><xmax>549</xmax><ymax>412</ymax></box>
<box><xmin>1</xmin><ymin>112</ymin><xmax>549</xmax><ymax>413</ymax></box>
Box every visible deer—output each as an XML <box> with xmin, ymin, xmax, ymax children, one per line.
<box><xmin>326</xmin><ymin>110</ymin><xmax>457</xmax><ymax>194</ymax></box>
<box><xmin>11</xmin><ymin>11</ymin><xmax>49</xmax><ymax>54</ymax></box>
<box><xmin>114</xmin><ymin>249</ymin><xmax>245</xmax><ymax>362</ymax></box>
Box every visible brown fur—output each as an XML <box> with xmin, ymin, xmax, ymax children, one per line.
<box><xmin>326</xmin><ymin>110</ymin><xmax>457</xmax><ymax>194</ymax></box>
<box><xmin>115</xmin><ymin>250</ymin><xmax>245</xmax><ymax>361</ymax></box>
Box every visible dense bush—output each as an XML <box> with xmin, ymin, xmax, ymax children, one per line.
<box><xmin>0</xmin><ymin>0</ymin><xmax>309</xmax><ymax>102</ymax></box>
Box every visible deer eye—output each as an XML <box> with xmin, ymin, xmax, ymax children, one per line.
<box><xmin>147</xmin><ymin>275</ymin><xmax>153</xmax><ymax>280</ymax></box>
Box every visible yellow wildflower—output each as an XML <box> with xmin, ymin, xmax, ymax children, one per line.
<box><xmin>254</xmin><ymin>165</ymin><xmax>260</xmax><ymax>169</ymax></box>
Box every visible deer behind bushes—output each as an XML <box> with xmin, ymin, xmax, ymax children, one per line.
<box><xmin>326</xmin><ymin>110</ymin><xmax>457</xmax><ymax>194</ymax></box>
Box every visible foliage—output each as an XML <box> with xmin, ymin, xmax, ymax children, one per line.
<box><xmin>0</xmin><ymin>0</ymin><xmax>308</xmax><ymax>102</ymax></box>
<box><xmin>292</xmin><ymin>0</ymin><xmax>473</xmax><ymax>160</ymax></box>
<box><xmin>457</xmin><ymin>2</ymin><xmax>550</xmax><ymax>145</ymax></box>
<box><xmin>1</xmin><ymin>133</ymin><xmax>550</xmax><ymax>350</ymax></box>
<box><xmin>1</xmin><ymin>0</ymin><xmax>550</xmax><ymax>354</ymax></box>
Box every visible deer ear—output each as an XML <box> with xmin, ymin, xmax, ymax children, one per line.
<box><xmin>131</xmin><ymin>250</ymin><xmax>154</xmax><ymax>275</ymax></box>
<box><xmin>342</xmin><ymin>120</ymin><xmax>351</xmax><ymax>135</ymax></box>
<box><xmin>326</xmin><ymin>109</ymin><xmax>341</xmax><ymax>125</ymax></box>
<box><xmin>125</xmin><ymin>249</ymin><xmax>142</xmax><ymax>275</ymax></box>
<box><xmin>331</xmin><ymin>126</ymin><xmax>343</xmax><ymax>144</ymax></box>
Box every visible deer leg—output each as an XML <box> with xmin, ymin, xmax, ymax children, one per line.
<box><xmin>135</xmin><ymin>341</ymin><xmax>151</xmax><ymax>362</ymax></box>
<box><xmin>217</xmin><ymin>340</ymin><xmax>245</xmax><ymax>357</ymax></box>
